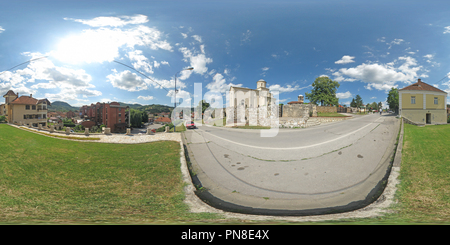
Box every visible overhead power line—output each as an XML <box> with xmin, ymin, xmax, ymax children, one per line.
<box><xmin>0</xmin><ymin>56</ymin><xmax>49</xmax><ymax>75</ymax></box>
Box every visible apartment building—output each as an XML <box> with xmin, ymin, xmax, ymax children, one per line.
<box><xmin>80</xmin><ymin>102</ymin><xmax>129</xmax><ymax>133</ymax></box>
<box><xmin>2</xmin><ymin>90</ymin><xmax>51</xmax><ymax>127</ymax></box>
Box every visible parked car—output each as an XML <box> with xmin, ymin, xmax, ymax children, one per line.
<box><xmin>185</xmin><ymin>121</ymin><xmax>196</xmax><ymax>129</ymax></box>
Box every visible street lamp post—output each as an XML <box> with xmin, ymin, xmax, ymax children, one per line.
<box><xmin>174</xmin><ymin>67</ymin><xmax>194</xmax><ymax>132</ymax></box>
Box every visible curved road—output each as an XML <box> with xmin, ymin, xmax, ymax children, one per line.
<box><xmin>182</xmin><ymin>113</ymin><xmax>400</xmax><ymax>216</ymax></box>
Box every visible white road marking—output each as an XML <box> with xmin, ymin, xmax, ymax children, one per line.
<box><xmin>198</xmin><ymin>117</ymin><xmax>383</xmax><ymax>150</ymax></box>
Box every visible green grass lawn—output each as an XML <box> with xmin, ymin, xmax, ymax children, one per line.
<box><xmin>3</xmin><ymin>122</ymin><xmax>450</xmax><ymax>224</ymax></box>
<box><xmin>390</xmin><ymin>123</ymin><xmax>450</xmax><ymax>223</ymax></box>
<box><xmin>333</xmin><ymin>123</ymin><xmax>450</xmax><ymax>224</ymax></box>
<box><xmin>316</xmin><ymin>112</ymin><xmax>348</xmax><ymax>117</ymax></box>
<box><xmin>0</xmin><ymin>124</ymin><xmax>218</xmax><ymax>224</ymax></box>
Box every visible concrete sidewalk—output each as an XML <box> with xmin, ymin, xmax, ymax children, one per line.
<box><xmin>8</xmin><ymin>123</ymin><xmax>182</xmax><ymax>144</ymax></box>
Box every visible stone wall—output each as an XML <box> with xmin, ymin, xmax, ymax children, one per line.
<box><xmin>226</xmin><ymin>105</ymin><xmax>278</xmax><ymax>127</ymax></box>
<box><xmin>278</xmin><ymin>116</ymin><xmax>350</xmax><ymax>128</ymax></box>
<box><xmin>316</xmin><ymin>106</ymin><xmax>337</xmax><ymax>113</ymax></box>
<box><xmin>281</xmin><ymin>104</ymin><xmax>317</xmax><ymax>117</ymax></box>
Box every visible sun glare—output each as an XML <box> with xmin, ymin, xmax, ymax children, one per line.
<box><xmin>53</xmin><ymin>30</ymin><xmax>121</xmax><ymax>64</ymax></box>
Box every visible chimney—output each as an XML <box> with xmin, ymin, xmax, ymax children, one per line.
<box><xmin>418</xmin><ymin>79</ymin><xmax>421</xmax><ymax>83</ymax></box>
<box><xmin>30</xmin><ymin>94</ymin><xmax>32</xmax><ymax>97</ymax></box>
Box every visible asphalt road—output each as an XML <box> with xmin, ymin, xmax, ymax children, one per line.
<box><xmin>182</xmin><ymin>113</ymin><xmax>401</xmax><ymax>216</ymax></box>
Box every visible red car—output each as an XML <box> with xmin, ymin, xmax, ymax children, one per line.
<box><xmin>185</xmin><ymin>121</ymin><xmax>196</xmax><ymax>129</ymax></box>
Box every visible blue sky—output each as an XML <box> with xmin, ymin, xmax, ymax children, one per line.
<box><xmin>1</xmin><ymin>0</ymin><xmax>450</xmax><ymax>109</ymax></box>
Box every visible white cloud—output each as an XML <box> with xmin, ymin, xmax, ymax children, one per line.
<box><xmin>181</xmin><ymin>33</ymin><xmax>188</xmax><ymax>38</ymax></box>
<box><xmin>240</xmin><ymin>30</ymin><xmax>252</xmax><ymax>45</ymax></box>
<box><xmin>64</xmin><ymin>14</ymin><xmax>148</xmax><ymax>27</ymax></box>
<box><xmin>423</xmin><ymin>54</ymin><xmax>440</xmax><ymax>67</ymax></box>
<box><xmin>335</xmin><ymin>55</ymin><xmax>355</xmax><ymax>64</ymax></box>
<box><xmin>206</xmin><ymin>73</ymin><xmax>242</xmax><ymax>94</ymax></box>
<box><xmin>378</xmin><ymin>37</ymin><xmax>404</xmax><ymax>49</ymax></box>
<box><xmin>0</xmin><ymin>26</ymin><xmax>4</xmax><ymax>33</ymax></box>
<box><xmin>106</xmin><ymin>70</ymin><xmax>148</xmax><ymax>91</ymax></box>
<box><xmin>444</xmin><ymin>26</ymin><xmax>450</xmax><ymax>34</ymax></box>
<box><xmin>138</xmin><ymin>95</ymin><xmax>154</xmax><ymax>100</ymax></box>
<box><xmin>332</xmin><ymin>56</ymin><xmax>423</xmax><ymax>91</ymax></box>
<box><xmin>262</xmin><ymin>67</ymin><xmax>270</xmax><ymax>71</ymax></box>
<box><xmin>390</xmin><ymin>38</ymin><xmax>404</xmax><ymax>45</ymax></box>
<box><xmin>336</xmin><ymin>91</ymin><xmax>353</xmax><ymax>99</ymax></box>
<box><xmin>179</xmin><ymin>45</ymin><xmax>212</xmax><ymax>77</ymax></box>
<box><xmin>53</xmin><ymin>17</ymin><xmax>172</xmax><ymax>64</ymax></box>
<box><xmin>126</xmin><ymin>50</ymin><xmax>154</xmax><ymax>74</ymax></box>
<box><xmin>268</xmin><ymin>84</ymin><xmax>310</xmax><ymax>93</ymax></box>
<box><xmin>0</xmin><ymin>54</ymin><xmax>102</xmax><ymax>103</ymax></box>
<box><xmin>192</xmin><ymin>35</ymin><xmax>202</xmax><ymax>43</ymax></box>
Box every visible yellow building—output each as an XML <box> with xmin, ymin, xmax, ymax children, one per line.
<box><xmin>2</xmin><ymin>90</ymin><xmax>51</xmax><ymax>127</ymax></box>
<box><xmin>399</xmin><ymin>79</ymin><xmax>447</xmax><ymax>125</ymax></box>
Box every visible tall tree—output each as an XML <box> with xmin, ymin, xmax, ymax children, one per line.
<box><xmin>305</xmin><ymin>76</ymin><xmax>340</xmax><ymax>106</ymax></box>
<box><xmin>130</xmin><ymin>109</ymin><xmax>143</xmax><ymax>127</ymax></box>
<box><xmin>387</xmin><ymin>87</ymin><xmax>399</xmax><ymax>113</ymax></box>
<box><xmin>350</xmin><ymin>98</ymin><xmax>357</xmax><ymax>107</ymax></box>
<box><xmin>378</xmin><ymin>101</ymin><xmax>383</xmax><ymax>111</ymax></box>
<box><xmin>198</xmin><ymin>100</ymin><xmax>210</xmax><ymax>114</ymax></box>
<box><xmin>141</xmin><ymin>111</ymin><xmax>148</xmax><ymax>123</ymax></box>
<box><xmin>354</xmin><ymin>95</ymin><xmax>363</xmax><ymax>108</ymax></box>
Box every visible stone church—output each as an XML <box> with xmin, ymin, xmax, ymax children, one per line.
<box><xmin>226</xmin><ymin>79</ymin><xmax>278</xmax><ymax>126</ymax></box>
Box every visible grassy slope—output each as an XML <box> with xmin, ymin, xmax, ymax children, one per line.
<box><xmin>0</xmin><ymin>124</ymin><xmax>218</xmax><ymax>224</ymax></box>
<box><xmin>393</xmin><ymin>123</ymin><xmax>450</xmax><ymax>222</ymax></box>
<box><xmin>337</xmin><ymin>123</ymin><xmax>450</xmax><ymax>224</ymax></box>
<box><xmin>2</xmin><ymin>122</ymin><xmax>450</xmax><ymax>224</ymax></box>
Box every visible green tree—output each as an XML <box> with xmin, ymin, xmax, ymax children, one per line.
<box><xmin>387</xmin><ymin>87</ymin><xmax>399</xmax><ymax>113</ymax></box>
<box><xmin>354</xmin><ymin>95</ymin><xmax>364</xmax><ymax>108</ymax></box>
<box><xmin>0</xmin><ymin>115</ymin><xmax>6</xmax><ymax>123</ymax></box>
<box><xmin>130</xmin><ymin>109</ymin><xmax>143</xmax><ymax>127</ymax></box>
<box><xmin>350</xmin><ymin>98</ymin><xmax>357</xmax><ymax>107</ymax></box>
<box><xmin>197</xmin><ymin>100</ymin><xmax>210</xmax><ymax>114</ymax></box>
<box><xmin>141</xmin><ymin>111</ymin><xmax>148</xmax><ymax>123</ymax></box>
<box><xmin>378</xmin><ymin>101</ymin><xmax>383</xmax><ymax>111</ymax></box>
<box><xmin>305</xmin><ymin>76</ymin><xmax>340</xmax><ymax>106</ymax></box>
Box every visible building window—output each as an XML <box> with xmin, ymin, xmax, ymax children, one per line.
<box><xmin>119</xmin><ymin>119</ymin><xmax>121</xmax><ymax>123</ymax></box>
<box><xmin>434</xmin><ymin>97</ymin><xmax>438</xmax><ymax>104</ymax></box>
<box><xmin>24</xmin><ymin>115</ymin><xmax>26</xmax><ymax>119</ymax></box>
<box><xmin>32</xmin><ymin>105</ymin><xmax>36</xmax><ymax>110</ymax></box>
<box><xmin>411</xmin><ymin>96</ymin><xmax>416</xmax><ymax>104</ymax></box>
<box><xmin>26</xmin><ymin>105</ymin><xmax>30</xmax><ymax>110</ymax></box>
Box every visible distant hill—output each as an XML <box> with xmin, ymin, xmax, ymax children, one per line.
<box><xmin>118</xmin><ymin>102</ymin><xmax>145</xmax><ymax>109</ymax></box>
<box><xmin>48</xmin><ymin>101</ymin><xmax>80</xmax><ymax>112</ymax></box>
<box><xmin>48</xmin><ymin>101</ymin><xmax>174</xmax><ymax>114</ymax></box>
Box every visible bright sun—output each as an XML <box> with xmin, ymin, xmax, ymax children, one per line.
<box><xmin>53</xmin><ymin>30</ymin><xmax>121</xmax><ymax>64</ymax></box>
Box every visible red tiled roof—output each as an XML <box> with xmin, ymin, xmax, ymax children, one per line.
<box><xmin>3</xmin><ymin>90</ymin><xmax>17</xmax><ymax>97</ymax></box>
<box><xmin>399</xmin><ymin>79</ymin><xmax>447</xmax><ymax>93</ymax></box>
<box><xmin>155</xmin><ymin>117</ymin><xmax>171</xmax><ymax>123</ymax></box>
<box><xmin>9</xmin><ymin>96</ymin><xmax>39</xmax><ymax>105</ymax></box>
<box><xmin>287</xmin><ymin>101</ymin><xmax>303</xmax><ymax>104</ymax></box>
